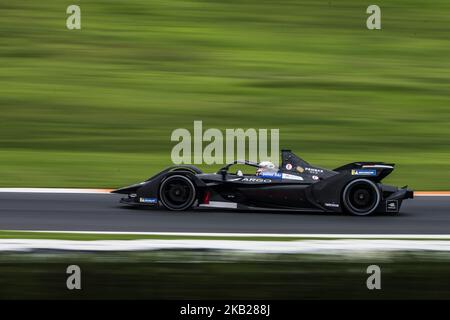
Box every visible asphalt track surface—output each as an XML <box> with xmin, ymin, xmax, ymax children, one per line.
<box><xmin>0</xmin><ymin>192</ymin><xmax>449</xmax><ymax>234</ymax></box>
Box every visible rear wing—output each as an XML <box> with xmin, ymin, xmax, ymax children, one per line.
<box><xmin>334</xmin><ymin>162</ymin><xmax>395</xmax><ymax>180</ymax></box>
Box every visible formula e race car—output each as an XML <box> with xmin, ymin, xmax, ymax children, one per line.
<box><xmin>112</xmin><ymin>150</ymin><xmax>414</xmax><ymax>215</ymax></box>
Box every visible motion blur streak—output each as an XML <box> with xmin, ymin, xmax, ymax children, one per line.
<box><xmin>0</xmin><ymin>1</ymin><xmax>449</xmax><ymax>190</ymax></box>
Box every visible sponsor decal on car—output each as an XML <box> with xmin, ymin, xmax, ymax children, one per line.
<box><xmin>386</xmin><ymin>200</ymin><xmax>398</xmax><ymax>212</ymax></box>
<box><xmin>242</xmin><ymin>177</ymin><xmax>272</xmax><ymax>183</ymax></box>
<box><xmin>312</xmin><ymin>175</ymin><xmax>319</xmax><ymax>181</ymax></box>
<box><xmin>351</xmin><ymin>169</ymin><xmax>377</xmax><ymax>176</ymax></box>
<box><xmin>285</xmin><ymin>163</ymin><xmax>293</xmax><ymax>170</ymax></box>
<box><xmin>305</xmin><ymin>167</ymin><xmax>324</xmax><ymax>174</ymax></box>
<box><xmin>281</xmin><ymin>173</ymin><xmax>304</xmax><ymax>181</ymax></box>
<box><xmin>325</xmin><ymin>202</ymin><xmax>340</xmax><ymax>208</ymax></box>
<box><xmin>139</xmin><ymin>197</ymin><xmax>158</xmax><ymax>204</ymax></box>
<box><xmin>296</xmin><ymin>166</ymin><xmax>304</xmax><ymax>173</ymax></box>
<box><xmin>260</xmin><ymin>172</ymin><xmax>282</xmax><ymax>179</ymax></box>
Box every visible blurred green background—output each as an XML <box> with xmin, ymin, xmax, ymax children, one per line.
<box><xmin>0</xmin><ymin>0</ymin><xmax>449</xmax><ymax>189</ymax></box>
<box><xmin>2</xmin><ymin>251</ymin><xmax>450</xmax><ymax>299</ymax></box>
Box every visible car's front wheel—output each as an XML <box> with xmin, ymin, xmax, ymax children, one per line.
<box><xmin>342</xmin><ymin>179</ymin><xmax>381</xmax><ymax>216</ymax></box>
<box><xmin>159</xmin><ymin>175</ymin><xmax>197</xmax><ymax>211</ymax></box>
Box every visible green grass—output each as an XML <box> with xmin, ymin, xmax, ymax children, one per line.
<box><xmin>0</xmin><ymin>0</ymin><xmax>449</xmax><ymax>189</ymax></box>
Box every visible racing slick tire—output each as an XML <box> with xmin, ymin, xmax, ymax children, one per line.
<box><xmin>159</xmin><ymin>175</ymin><xmax>197</xmax><ymax>211</ymax></box>
<box><xmin>342</xmin><ymin>179</ymin><xmax>381</xmax><ymax>216</ymax></box>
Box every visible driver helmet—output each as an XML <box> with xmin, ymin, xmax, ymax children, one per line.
<box><xmin>256</xmin><ymin>161</ymin><xmax>277</xmax><ymax>176</ymax></box>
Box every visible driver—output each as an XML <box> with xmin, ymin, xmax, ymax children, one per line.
<box><xmin>256</xmin><ymin>161</ymin><xmax>278</xmax><ymax>176</ymax></box>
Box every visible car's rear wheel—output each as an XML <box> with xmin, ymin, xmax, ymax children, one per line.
<box><xmin>159</xmin><ymin>175</ymin><xmax>196</xmax><ymax>211</ymax></box>
<box><xmin>342</xmin><ymin>179</ymin><xmax>380</xmax><ymax>216</ymax></box>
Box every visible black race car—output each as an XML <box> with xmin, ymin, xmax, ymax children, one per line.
<box><xmin>112</xmin><ymin>150</ymin><xmax>414</xmax><ymax>216</ymax></box>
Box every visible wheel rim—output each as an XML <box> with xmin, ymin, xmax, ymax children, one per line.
<box><xmin>343</xmin><ymin>179</ymin><xmax>380</xmax><ymax>215</ymax></box>
<box><xmin>160</xmin><ymin>175</ymin><xmax>196</xmax><ymax>210</ymax></box>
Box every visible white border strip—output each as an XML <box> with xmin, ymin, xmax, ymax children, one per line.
<box><xmin>5</xmin><ymin>230</ymin><xmax>450</xmax><ymax>239</ymax></box>
<box><xmin>1</xmin><ymin>239</ymin><xmax>450</xmax><ymax>253</ymax></box>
